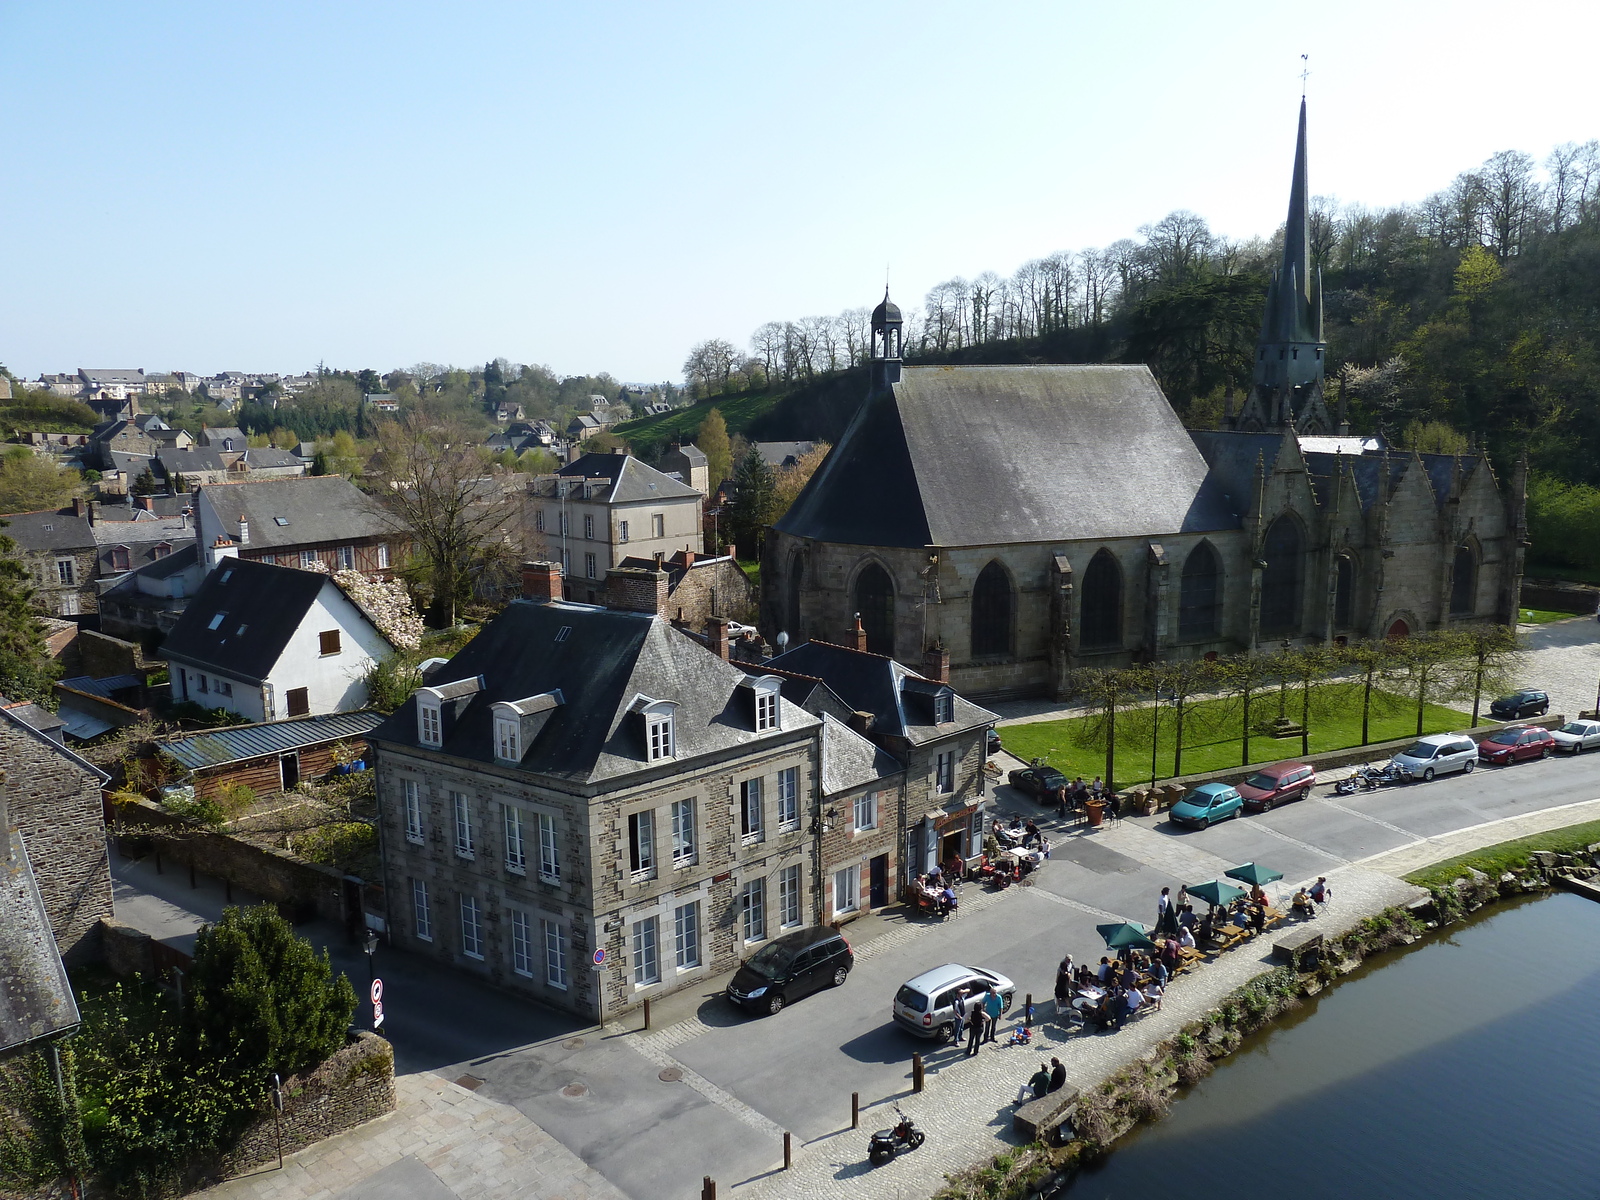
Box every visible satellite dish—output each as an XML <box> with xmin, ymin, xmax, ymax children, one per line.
<box><xmin>776</xmin><ymin>631</ymin><xmax>789</xmax><ymax>651</ymax></box>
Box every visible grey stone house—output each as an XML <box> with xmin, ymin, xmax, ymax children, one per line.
<box><xmin>368</xmin><ymin>562</ymin><xmax>825</xmax><ymax>1019</ymax></box>
<box><xmin>1</xmin><ymin>505</ymin><xmax>99</xmax><ymax>617</ymax></box>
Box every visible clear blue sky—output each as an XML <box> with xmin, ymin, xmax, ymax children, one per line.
<box><xmin>3</xmin><ymin>0</ymin><xmax>1596</xmax><ymax>383</ymax></box>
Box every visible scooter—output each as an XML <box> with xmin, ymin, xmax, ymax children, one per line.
<box><xmin>868</xmin><ymin>1106</ymin><xmax>926</xmax><ymax>1166</ymax></box>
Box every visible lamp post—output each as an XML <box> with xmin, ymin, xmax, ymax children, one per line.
<box><xmin>362</xmin><ymin>929</ymin><xmax>379</xmax><ymax>1030</ymax></box>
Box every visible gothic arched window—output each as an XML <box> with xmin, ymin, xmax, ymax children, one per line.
<box><xmin>1450</xmin><ymin>545</ymin><xmax>1476</xmax><ymax>616</ymax></box>
<box><xmin>1259</xmin><ymin>516</ymin><xmax>1304</xmax><ymax>636</ymax></box>
<box><xmin>1334</xmin><ymin>554</ymin><xmax>1355</xmax><ymax>630</ymax></box>
<box><xmin>970</xmin><ymin>561</ymin><xmax>1013</xmax><ymax>658</ymax></box>
<box><xmin>785</xmin><ymin>552</ymin><xmax>805</xmax><ymax>637</ymax></box>
<box><xmin>1178</xmin><ymin>542</ymin><xmax>1221</xmax><ymax>640</ymax></box>
<box><xmin>1080</xmin><ymin>549</ymin><xmax>1122</xmax><ymax>649</ymax></box>
<box><xmin>853</xmin><ymin>563</ymin><xmax>895</xmax><ymax>657</ymax></box>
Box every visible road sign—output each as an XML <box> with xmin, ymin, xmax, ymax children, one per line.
<box><xmin>373</xmin><ymin>1002</ymin><xmax>385</xmax><ymax>1029</ymax></box>
<box><xmin>592</xmin><ymin>948</ymin><xmax>606</xmax><ymax>967</ymax></box>
<box><xmin>371</xmin><ymin>978</ymin><xmax>384</xmax><ymax>1003</ymax></box>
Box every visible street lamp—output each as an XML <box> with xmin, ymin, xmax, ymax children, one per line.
<box><xmin>362</xmin><ymin>929</ymin><xmax>379</xmax><ymax>1030</ymax></box>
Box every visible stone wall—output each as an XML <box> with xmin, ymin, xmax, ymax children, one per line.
<box><xmin>77</xmin><ymin>628</ymin><xmax>159</xmax><ymax>679</ymax></box>
<box><xmin>666</xmin><ymin>558</ymin><xmax>756</xmax><ymax>626</ymax></box>
<box><xmin>208</xmin><ymin>1032</ymin><xmax>396</xmax><ymax>1182</ymax></box>
<box><xmin>1520</xmin><ymin>579</ymin><xmax>1599</xmax><ymax>614</ymax></box>
<box><xmin>0</xmin><ymin>719</ymin><xmax>112</xmax><ymax>963</ymax></box>
<box><xmin>115</xmin><ymin>798</ymin><xmax>349</xmax><ymax>924</ymax></box>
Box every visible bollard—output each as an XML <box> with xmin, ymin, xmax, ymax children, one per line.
<box><xmin>852</xmin><ymin>1090</ymin><xmax>860</xmax><ymax>1129</ymax></box>
<box><xmin>783</xmin><ymin>1131</ymin><xmax>791</xmax><ymax>1170</ymax></box>
<box><xmin>912</xmin><ymin>1053</ymin><xmax>925</xmax><ymax>1093</ymax></box>
<box><xmin>643</xmin><ymin>997</ymin><xmax>651</xmax><ymax>1030</ymax></box>
<box><xmin>1025</xmin><ymin>993</ymin><xmax>1032</xmax><ymax>1030</ymax></box>
<box><xmin>702</xmin><ymin>1176</ymin><xmax>716</xmax><ymax>1200</ymax></box>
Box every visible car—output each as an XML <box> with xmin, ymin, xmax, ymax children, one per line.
<box><xmin>1007</xmin><ymin>764</ymin><xmax>1068</xmax><ymax>799</ymax></box>
<box><xmin>1168</xmin><ymin>782</ymin><xmax>1243</xmax><ymax>830</ymax></box>
<box><xmin>1477</xmin><ymin>725</ymin><xmax>1556</xmax><ymax>765</ymax></box>
<box><xmin>1489</xmin><ymin>690</ymin><xmax>1550</xmax><ymax>720</ymax></box>
<box><xmin>726</xmin><ymin>927</ymin><xmax>853</xmax><ymax>1015</ymax></box>
<box><xmin>892</xmin><ymin>963</ymin><xmax>1016</xmax><ymax>1041</ymax></box>
<box><xmin>1389</xmin><ymin>734</ymin><xmax>1479</xmax><ymax>781</ymax></box>
<box><xmin>1550</xmin><ymin>719</ymin><xmax>1600</xmax><ymax>753</ymax></box>
<box><xmin>1237</xmin><ymin>762</ymin><xmax>1316</xmax><ymax>813</ymax></box>
<box><xmin>987</xmin><ymin>728</ymin><xmax>1003</xmax><ymax>756</ymax></box>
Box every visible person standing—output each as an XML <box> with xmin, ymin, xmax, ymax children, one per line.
<box><xmin>965</xmin><ymin>1002</ymin><xmax>985</xmax><ymax>1057</ymax></box>
<box><xmin>1156</xmin><ymin>886</ymin><xmax>1174</xmax><ymax>935</ymax></box>
<box><xmin>950</xmin><ymin>986</ymin><xmax>966</xmax><ymax>1046</ymax></box>
<box><xmin>983</xmin><ymin>986</ymin><xmax>1004</xmax><ymax>1044</ymax></box>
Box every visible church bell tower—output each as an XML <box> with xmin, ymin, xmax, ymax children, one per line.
<box><xmin>1236</xmin><ymin>98</ymin><xmax>1333</xmax><ymax>434</ymax></box>
<box><xmin>870</xmin><ymin>288</ymin><xmax>903</xmax><ymax>392</ymax></box>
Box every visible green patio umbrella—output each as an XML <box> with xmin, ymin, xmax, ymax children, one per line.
<box><xmin>1225</xmin><ymin>862</ymin><xmax>1284</xmax><ymax>887</ymax></box>
<box><xmin>1185</xmin><ymin>879</ymin><xmax>1246</xmax><ymax>909</ymax></box>
<box><xmin>1096</xmin><ymin>921</ymin><xmax>1157</xmax><ymax>951</ymax></box>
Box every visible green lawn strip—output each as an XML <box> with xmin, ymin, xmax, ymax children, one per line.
<box><xmin>1000</xmin><ymin>687</ymin><xmax>1473</xmax><ymax>789</ymax></box>
<box><xmin>1517</xmin><ymin>607</ymin><xmax>1586</xmax><ymax>624</ymax></box>
<box><xmin>737</xmin><ymin>559</ymin><xmax>760</xmax><ymax>588</ymax></box>
<box><xmin>613</xmin><ymin>389</ymin><xmax>779</xmax><ymax>448</ymax></box>
<box><xmin>1403</xmin><ymin>819</ymin><xmax>1600</xmax><ymax>891</ymax></box>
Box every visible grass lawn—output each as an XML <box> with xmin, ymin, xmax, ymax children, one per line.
<box><xmin>1518</xmin><ymin>607</ymin><xmax>1586</xmax><ymax>624</ymax></box>
<box><xmin>738</xmin><ymin>558</ymin><xmax>760</xmax><ymax>588</ymax></box>
<box><xmin>1404</xmin><ymin>819</ymin><xmax>1600</xmax><ymax>891</ymax></box>
<box><xmin>1000</xmin><ymin>685</ymin><xmax>1474</xmax><ymax>790</ymax></box>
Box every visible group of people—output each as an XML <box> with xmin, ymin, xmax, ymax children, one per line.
<box><xmin>1051</xmin><ymin>951</ymin><xmax>1165</xmax><ymax>1034</ymax></box>
<box><xmin>912</xmin><ymin>869</ymin><xmax>959</xmax><ymax>916</ymax></box>
<box><xmin>949</xmin><ymin>982</ymin><xmax>1009</xmax><ymax>1057</ymax></box>
<box><xmin>1020</xmin><ymin>1057</ymin><xmax>1068</xmax><ymax>1103</ymax></box>
<box><xmin>1291</xmin><ymin>876</ymin><xmax>1333</xmax><ymax>917</ymax></box>
<box><xmin>1050</xmin><ymin>776</ymin><xmax>1111</xmax><ymax>820</ymax></box>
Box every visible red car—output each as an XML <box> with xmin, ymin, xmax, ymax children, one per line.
<box><xmin>1477</xmin><ymin>725</ymin><xmax>1556</xmax><ymax>765</ymax></box>
<box><xmin>1237</xmin><ymin>762</ymin><xmax>1316</xmax><ymax>813</ymax></box>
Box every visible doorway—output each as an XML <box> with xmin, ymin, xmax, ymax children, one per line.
<box><xmin>280</xmin><ymin>752</ymin><xmax>300</xmax><ymax>791</ymax></box>
<box><xmin>940</xmin><ymin>829</ymin><xmax>965</xmax><ymax>868</ymax></box>
<box><xmin>869</xmin><ymin>854</ymin><xmax>888</xmax><ymax>908</ymax></box>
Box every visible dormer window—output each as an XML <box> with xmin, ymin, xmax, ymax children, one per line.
<box><xmin>742</xmin><ymin>675</ymin><xmax>784</xmax><ymax>733</ymax></box>
<box><xmin>756</xmin><ymin>690</ymin><xmax>778</xmax><ymax>731</ymax></box>
<box><xmin>419</xmin><ymin>700</ymin><xmax>442</xmax><ymax>747</ymax></box>
<box><xmin>495</xmin><ymin>717</ymin><xmax>520</xmax><ymax>762</ymax></box>
<box><xmin>648</xmin><ymin>714</ymin><xmax>673</xmax><ymax>760</ymax></box>
<box><xmin>935</xmin><ymin>692</ymin><xmax>954</xmax><ymax>723</ymax></box>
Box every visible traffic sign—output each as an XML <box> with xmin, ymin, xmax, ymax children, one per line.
<box><xmin>373</xmin><ymin>1002</ymin><xmax>385</xmax><ymax>1029</ymax></box>
<box><xmin>592</xmin><ymin>948</ymin><xmax>606</xmax><ymax>967</ymax></box>
<box><xmin>371</xmin><ymin>978</ymin><xmax>384</xmax><ymax>1003</ymax></box>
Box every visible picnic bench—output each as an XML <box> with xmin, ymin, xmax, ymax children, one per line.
<box><xmin>1014</xmin><ymin>1086</ymin><xmax>1079</xmax><ymax>1143</ymax></box>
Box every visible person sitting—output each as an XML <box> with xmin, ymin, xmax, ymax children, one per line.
<box><xmin>1151</xmin><ymin>957</ymin><xmax>1170</xmax><ymax>989</ymax></box>
<box><xmin>1309</xmin><ymin>877</ymin><xmax>1332</xmax><ymax>905</ymax></box>
<box><xmin>1250</xmin><ymin>884</ymin><xmax>1268</xmax><ymax>906</ymax></box>
<box><xmin>1120</xmin><ymin>961</ymin><xmax>1138</xmax><ymax>989</ymax></box>
<box><xmin>1076</xmin><ymin>963</ymin><xmax>1097</xmax><ymax>988</ymax></box>
<box><xmin>1021</xmin><ymin>1062</ymin><xmax>1053</xmax><ymax>1103</ymax></box>
<box><xmin>1178</xmin><ymin>903</ymin><xmax>1198</xmax><ymax>931</ymax></box>
<box><xmin>940</xmin><ymin>884</ymin><xmax>959</xmax><ymax>915</ymax></box>
<box><xmin>1179</xmin><ymin>925</ymin><xmax>1197</xmax><ymax>950</ymax></box>
<box><xmin>1125</xmin><ymin>985</ymin><xmax>1146</xmax><ymax>1017</ymax></box>
<box><xmin>1048</xmin><ymin>1057</ymin><xmax>1066</xmax><ymax>1093</ymax></box>
<box><xmin>1090</xmin><ymin>776</ymin><xmax>1104</xmax><ymax>800</ymax></box>
<box><xmin>1249</xmin><ymin>902</ymin><xmax>1267</xmax><ymax>934</ymax></box>
<box><xmin>1096</xmin><ymin>956</ymin><xmax>1113</xmax><ymax>984</ymax></box>
<box><xmin>1144</xmin><ymin>979</ymin><xmax>1163</xmax><ymax>1010</ymax></box>
<box><xmin>1023</xmin><ymin>818</ymin><xmax>1041</xmax><ymax>847</ymax></box>
<box><xmin>1197</xmin><ymin>908</ymin><xmax>1216</xmax><ymax>942</ymax></box>
<box><xmin>1292</xmin><ymin>887</ymin><xmax>1315</xmax><ymax>916</ymax></box>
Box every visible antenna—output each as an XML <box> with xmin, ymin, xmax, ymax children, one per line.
<box><xmin>1299</xmin><ymin>53</ymin><xmax>1310</xmax><ymax>96</ymax></box>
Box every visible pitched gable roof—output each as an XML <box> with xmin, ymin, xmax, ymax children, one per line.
<box><xmin>778</xmin><ymin>365</ymin><xmax>1236</xmax><ymax>548</ymax></box>
<box><xmin>160</xmin><ymin>558</ymin><xmax>339</xmax><ymax>683</ymax></box>
<box><xmin>820</xmin><ymin>712</ymin><xmax>902</xmax><ymax>797</ymax></box>
<box><xmin>198</xmin><ymin>477</ymin><xmax>389</xmax><ymax>548</ymax></box>
<box><xmin>0</xmin><ymin>509</ymin><xmax>96</xmax><ymax>551</ymax></box>
<box><xmin>555</xmin><ymin>454</ymin><xmax>701</xmax><ymax>503</ymax></box>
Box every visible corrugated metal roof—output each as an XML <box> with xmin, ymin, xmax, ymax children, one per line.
<box><xmin>60</xmin><ymin>674</ymin><xmax>143</xmax><ymax>699</ymax></box>
<box><xmin>158</xmin><ymin>711</ymin><xmax>383</xmax><ymax>771</ymax></box>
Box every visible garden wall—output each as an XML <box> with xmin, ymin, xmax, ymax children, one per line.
<box><xmin>209</xmin><ymin>1032</ymin><xmax>396</xmax><ymax>1182</ymax></box>
<box><xmin>1520</xmin><ymin>579</ymin><xmax>1598</xmax><ymax>614</ymax></box>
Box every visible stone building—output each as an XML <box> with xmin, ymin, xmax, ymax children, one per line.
<box><xmin>613</xmin><ymin>549</ymin><xmax>756</xmax><ymax>627</ymax></box>
<box><xmin>0</xmin><ymin>703</ymin><xmax>112</xmax><ymax>964</ymax></box>
<box><xmin>762</xmin><ymin>102</ymin><xmax>1523</xmax><ymax>701</ymax></box>
<box><xmin>656</xmin><ymin>443</ymin><xmax>709</xmax><ymax>495</ymax></box>
<box><xmin>2</xmin><ymin>504</ymin><xmax>100</xmax><ymax>617</ymax></box>
<box><xmin>193</xmin><ymin>476</ymin><xmax>398</xmax><ymax>576</ymax></box>
<box><xmin>368</xmin><ymin>562</ymin><xmax>825</xmax><ymax>1019</ymax></box>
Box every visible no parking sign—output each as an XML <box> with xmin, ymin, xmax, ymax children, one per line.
<box><xmin>371</xmin><ymin>978</ymin><xmax>385</xmax><ymax>1029</ymax></box>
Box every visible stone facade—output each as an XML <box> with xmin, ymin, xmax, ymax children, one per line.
<box><xmin>0</xmin><ymin>712</ymin><xmax>112</xmax><ymax>963</ymax></box>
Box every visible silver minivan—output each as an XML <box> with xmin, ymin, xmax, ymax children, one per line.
<box><xmin>1389</xmin><ymin>733</ymin><xmax>1478</xmax><ymax>781</ymax></box>
<box><xmin>891</xmin><ymin>963</ymin><xmax>1016</xmax><ymax>1041</ymax></box>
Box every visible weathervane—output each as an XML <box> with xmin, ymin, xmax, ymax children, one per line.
<box><xmin>1300</xmin><ymin>53</ymin><xmax>1310</xmax><ymax>96</ymax></box>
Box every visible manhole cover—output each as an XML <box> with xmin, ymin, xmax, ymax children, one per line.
<box><xmin>453</xmin><ymin>1074</ymin><xmax>484</xmax><ymax>1091</ymax></box>
<box><xmin>561</xmin><ymin>1082</ymin><xmax>589</xmax><ymax>1099</ymax></box>
<box><xmin>563</xmin><ymin>1037</ymin><xmax>587</xmax><ymax>1050</ymax></box>
<box><xmin>658</xmin><ymin>1067</ymin><xmax>683</xmax><ymax>1083</ymax></box>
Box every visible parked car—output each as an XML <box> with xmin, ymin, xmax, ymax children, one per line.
<box><xmin>987</xmin><ymin>728</ymin><xmax>1003</xmax><ymax>756</ymax></box>
<box><xmin>726</xmin><ymin>927</ymin><xmax>853</xmax><ymax>1015</ymax></box>
<box><xmin>1007</xmin><ymin>764</ymin><xmax>1068</xmax><ymax>800</ymax></box>
<box><xmin>1551</xmin><ymin>719</ymin><xmax>1600</xmax><ymax>753</ymax></box>
<box><xmin>892</xmin><ymin>963</ymin><xmax>1016</xmax><ymax>1041</ymax></box>
<box><xmin>1477</xmin><ymin>725</ymin><xmax>1556</xmax><ymax>765</ymax></box>
<box><xmin>1238</xmin><ymin>762</ymin><xmax>1317</xmax><ymax>813</ymax></box>
<box><xmin>1168</xmin><ymin>782</ymin><xmax>1243</xmax><ymax>830</ymax></box>
<box><xmin>1489</xmin><ymin>690</ymin><xmax>1550</xmax><ymax>720</ymax></box>
<box><xmin>1389</xmin><ymin>734</ymin><xmax>1479</xmax><ymax>781</ymax></box>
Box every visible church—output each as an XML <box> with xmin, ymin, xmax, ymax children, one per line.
<box><xmin>761</xmin><ymin>100</ymin><xmax>1526</xmax><ymax>701</ymax></box>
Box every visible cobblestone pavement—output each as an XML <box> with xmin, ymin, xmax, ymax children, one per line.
<box><xmin>196</xmin><ymin>1073</ymin><xmax>629</xmax><ymax>1200</ymax></box>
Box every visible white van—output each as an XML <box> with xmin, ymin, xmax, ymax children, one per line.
<box><xmin>1389</xmin><ymin>733</ymin><xmax>1479</xmax><ymax>781</ymax></box>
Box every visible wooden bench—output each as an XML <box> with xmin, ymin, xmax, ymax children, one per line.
<box><xmin>1013</xmin><ymin>1086</ymin><xmax>1079</xmax><ymax>1143</ymax></box>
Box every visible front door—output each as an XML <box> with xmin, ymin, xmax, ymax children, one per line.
<box><xmin>280</xmin><ymin>753</ymin><xmax>300</xmax><ymax>791</ymax></box>
<box><xmin>940</xmin><ymin>830</ymin><xmax>963</xmax><ymax>868</ymax></box>
<box><xmin>869</xmin><ymin>854</ymin><xmax>888</xmax><ymax>908</ymax></box>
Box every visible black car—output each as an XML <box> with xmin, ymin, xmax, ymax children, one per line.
<box><xmin>987</xmin><ymin>728</ymin><xmax>1002</xmax><ymax>756</ymax></box>
<box><xmin>726</xmin><ymin>927</ymin><xmax>853</xmax><ymax>1015</ymax></box>
<box><xmin>1489</xmin><ymin>690</ymin><xmax>1549</xmax><ymax>720</ymax></box>
<box><xmin>1007</xmin><ymin>765</ymin><xmax>1068</xmax><ymax>799</ymax></box>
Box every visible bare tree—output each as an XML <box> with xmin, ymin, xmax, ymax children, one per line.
<box><xmin>1477</xmin><ymin>150</ymin><xmax>1540</xmax><ymax>258</ymax></box>
<box><xmin>751</xmin><ymin>322</ymin><xmax>785</xmax><ymax>382</ymax></box>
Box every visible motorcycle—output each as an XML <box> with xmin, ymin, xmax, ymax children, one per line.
<box><xmin>1334</xmin><ymin>763</ymin><xmax>1403</xmax><ymax>794</ymax></box>
<box><xmin>868</xmin><ymin>1106</ymin><xmax>925</xmax><ymax>1166</ymax></box>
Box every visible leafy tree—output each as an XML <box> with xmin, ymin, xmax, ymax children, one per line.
<box><xmin>698</xmin><ymin>408</ymin><xmax>731</xmax><ymax>487</ymax></box>
<box><xmin>186</xmin><ymin>905</ymin><xmax>356</xmax><ymax>1081</ymax></box>
<box><xmin>1448</xmin><ymin>624</ymin><xmax>1521</xmax><ymax>725</ymax></box>
<box><xmin>1213</xmin><ymin>652</ymin><xmax>1280</xmax><ymax>767</ymax></box>
<box><xmin>0</xmin><ymin>448</ymin><xmax>81</xmax><ymax>512</ymax></box>
<box><xmin>1392</xmin><ymin>630</ymin><xmax>1466</xmax><ymax>736</ymax></box>
<box><xmin>0</xmin><ymin>522</ymin><xmax>56</xmax><ymax>704</ymax></box>
<box><xmin>728</xmin><ymin>447</ymin><xmax>779</xmax><ymax>557</ymax></box>
<box><xmin>1064</xmin><ymin>665</ymin><xmax>1151</xmax><ymax>791</ymax></box>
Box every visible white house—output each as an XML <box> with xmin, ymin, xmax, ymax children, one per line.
<box><xmin>160</xmin><ymin>557</ymin><xmax>394</xmax><ymax>721</ymax></box>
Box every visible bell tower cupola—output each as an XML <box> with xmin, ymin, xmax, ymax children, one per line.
<box><xmin>870</xmin><ymin>288</ymin><xmax>903</xmax><ymax>392</ymax></box>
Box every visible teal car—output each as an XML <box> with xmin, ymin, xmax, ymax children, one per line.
<box><xmin>1169</xmin><ymin>783</ymin><xmax>1243</xmax><ymax>830</ymax></box>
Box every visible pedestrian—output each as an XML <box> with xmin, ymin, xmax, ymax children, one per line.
<box><xmin>1156</xmin><ymin>886</ymin><xmax>1174</xmax><ymax>935</ymax></box>
<box><xmin>983</xmin><ymin>985</ymin><xmax>1004</xmax><ymax>1044</ymax></box>
<box><xmin>1053</xmin><ymin>783</ymin><xmax>1069</xmax><ymax>819</ymax></box>
<box><xmin>965</xmin><ymin>1005</ymin><xmax>984</xmax><ymax>1057</ymax></box>
<box><xmin>1048</xmin><ymin>1056</ymin><xmax>1066</xmax><ymax>1093</ymax></box>
<box><xmin>950</xmin><ymin>986</ymin><xmax>966</xmax><ymax>1046</ymax></box>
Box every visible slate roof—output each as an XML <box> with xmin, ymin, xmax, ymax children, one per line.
<box><xmin>756</xmin><ymin>441</ymin><xmax>816</xmax><ymax>469</ymax></box>
<box><xmin>93</xmin><ymin>513</ymin><xmax>191</xmax><ymax>547</ymax></box>
<box><xmin>80</xmin><ymin>368</ymin><xmax>144</xmax><ymax>385</ymax></box>
<box><xmin>159</xmin><ymin>446</ymin><xmax>232</xmax><ymax>475</ymax></box>
<box><xmin>0</xmin><ymin>829</ymin><xmax>79</xmax><ymax>1053</ymax></box>
<box><xmin>1188</xmin><ymin>430</ymin><xmax>1283</xmax><ymax>513</ymax></box>
<box><xmin>108</xmin><ymin>450</ymin><xmax>157</xmax><ymax>477</ymax></box>
<box><xmin>160</xmin><ymin>558</ymin><xmax>336</xmax><ymax>684</ymax></box>
<box><xmin>763</xmin><ymin>640</ymin><xmax>995</xmax><ymax>747</ymax></box>
<box><xmin>820</xmin><ymin>712</ymin><xmax>902</xmax><ymax>797</ymax></box>
<box><xmin>555</xmin><ymin>454</ymin><xmax>701</xmax><ymax>503</ymax></box>
<box><xmin>0</xmin><ymin>508</ymin><xmax>95</xmax><ymax>550</ymax></box>
<box><xmin>777</xmin><ymin>366</ymin><xmax>1237</xmax><ymax>548</ymax></box>
<box><xmin>371</xmin><ymin>600</ymin><xmax>818</xmax><ymax>786</ymax></box>
<box><xmin>94</xmin><ymin>495</ymin><xmax>192</xmax><ymax>521</ymax></box>
<box><xmin>198</xmin><ymin>427</ymin><xmax>246</xmax><ymax>447</ymax></box>
<box><xmin>198</xmin><ymin>477</ymin><xmax>390</xmax><ymax>549</ymax></box>
<box><xmin>158</xmin><ymin>711</ymin><xmax>384</xmax><ymax>771</ymax></box>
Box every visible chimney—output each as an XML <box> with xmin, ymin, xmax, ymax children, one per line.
<box><xmin>850</xmin><ymin>615</ymin><xmax>868</xmax><ymax>653</ymax></box>
<box><xmin>208</xmin><ymin>535</ymin><xmax>239</xmax><ymax>568</ymax></box>
<box><xmin>681</xmin><ymin>549</ymin><xmax>695</xmax><ymax>569</ymax></box>
<box><xmin>136</xmin><ymin>495</ymin><xmax>153</xmax><ymax>512</ymax></box>
<box><xmin>847</xmin><ymin>710</ymin><xmax>876</xmax><ymax>737</ymax></box>
<box><xmin>653</xmin><ymin>551</ymin><xmax>665</xmax><ymax>568</ymax></box>
<box><xmin>725</xmin><ymin>543</ymin><xmax>736</xmax><ymax>562</ymax></box>
<box><xmin>603</xmin><ymin>567</ymin><xmax>668</xmax><ymax>615</ymax></box>
<box><xmin>236</xmin><ymin>517</ymin><xmax>249</xmax><ymax>546</ymax></box>
<box><xmin>73</xmin><ymin>497</ymin><xmax>87</xmax><ymax>519</ymax></box>
<box><xmin>922</xmin><ymin>643</ymin><xmax>950</xmax><ymax>683</ymax></box>
<box><xmin>86</xmin><ymin>500</ymin><xmax>97</xmax><ymax>526</ymax></box>
<box><xmin>706</xmin><ymin>615</ymin><xmax>730</xmax><ymax>660</ymax></box>
<box><xmin>521</xmin><ymin>560</ymin><xmax>563</xmax><ymax>603</ymax></box>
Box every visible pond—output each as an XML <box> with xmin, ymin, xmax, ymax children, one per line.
<box><xmin>1061</xmin><ymin>891</ymin><xmax>1600</xmax><ymax>1199</ymax></box>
